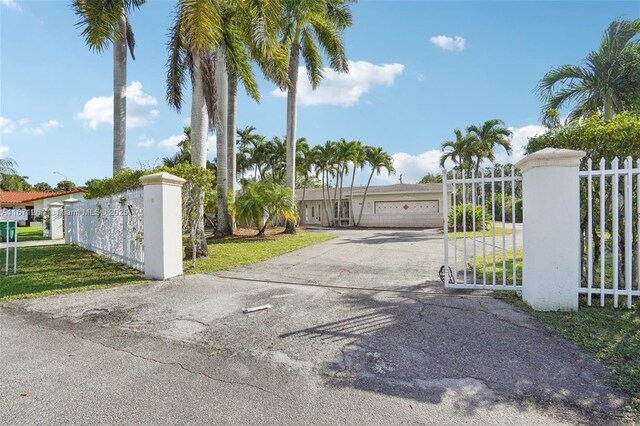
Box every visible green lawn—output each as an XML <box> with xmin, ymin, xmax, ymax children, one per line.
<box><xmin>445</xmin><ymin>225</ymin><xmax>514</xmax><ymax>239</ymax></box>
<box><xmin>0</xmin><ymin>245</ymin><xmax>147</xmax><ymax>301</ymax></box>
<box><xmin>495</xmin><ymin>292</ymin><xmax>640</xmax><ymax>421</ymax></box>
<box><xmin>0</xmin><ymin>229</ymin><xmax>334</xmax><ymax>301</ymax></box>
<box><xmin>16</xmin><ymin>226</ymin><xmax>48</xmax><ymax>242</ymax></box>
<box><xmin>185</xmin><ymin>229</ymin><xmax>335</xmax><ymax>274</ymax></box>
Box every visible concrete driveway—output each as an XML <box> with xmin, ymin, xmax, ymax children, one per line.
<box><xmin>0</xmin><ymin>229</ymin><xmax>628</xmax><ymax>425</ymax></box>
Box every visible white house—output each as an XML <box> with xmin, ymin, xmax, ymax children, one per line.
<box><xmin>295</xmin><ymin>183</ymin><xmax>450</xmax><ymax>228</ymax></box>
<box><xmin>0</xmin><ymin>190</ymin><xmax>85</xmax><ymax>226</ymax></box>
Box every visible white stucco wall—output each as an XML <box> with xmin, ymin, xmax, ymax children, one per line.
<box><xmin>351</xmin><ymin>191</ymin><xmax>444</xmax><ymax>228</ymax></box>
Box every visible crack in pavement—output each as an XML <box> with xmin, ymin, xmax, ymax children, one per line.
<box><xmin>28</xmin><ymin>320</ymin><xmax>278</xmax><ymax>398</ymax></box>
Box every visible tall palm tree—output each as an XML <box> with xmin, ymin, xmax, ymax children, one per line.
<box><xmin>313</xmin><ymin>141</ymin><xmax>337</xmax><ymax>226</ymax></box>
<box><xmin>281</xmin><ymin>0</ymin><xmax>353</xmax><ymax>233</ymax></box>
<box><xmin>73</xmin><ymin>0</ymin><xmax>145</xmax><ymax>175</ymax></box>
<box><xmin>466</xmin><ymin>119</ymin><xmax>513</xmax><ymax>174</ymax></box>
<box><xmin>346</xmin><ymin>140</ymin><xmax>365</xmax><ymax>225</ymax></box>
<box><xmin>538</xmin><ymin>18</ymin><xmax>640</xmax><ymax>123</ymax></box>
<box><xmin>440</xmin><ymin>129</ymin><xmax>477</xmax><ymax>174</ymax></box>
<box><xmin>334</xmin><ymin>138</ymin><xmax>354</xmax><ymax>226</ymax></box>
<box><xmin>296</xmin><ymin>141</ymin><xmax>313</xmax><ymax>225</ymax></box>
<box><xmin>355</xmin><ymin>147</ymin><xmax>394</xmax><ymax>227</ymax></box>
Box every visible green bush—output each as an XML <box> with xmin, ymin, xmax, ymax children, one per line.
<box><xmin>449</xmin><ymin>204</ymin><xmax>488</xmax><ymax>231</ymax></box>
<box><xmin>487</xmin><ymin>193</ymin><xmax>523</xmax><ymax>223</ymax></box>
<box><xmin>84</xmin><ymin>169</ymin><xmax>147</xmax><ymax>199</ymax></box>
<box><xmin>235</xmin><ymin>182</ymin><xmax>298</xmax><ymax>236</ymax></box>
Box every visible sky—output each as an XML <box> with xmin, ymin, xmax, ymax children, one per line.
<box><xmin>1</xmin><ymin>0</ymin><xmax>639</xmax><ymax>187</ymax></box>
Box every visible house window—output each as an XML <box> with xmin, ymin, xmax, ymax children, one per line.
<box><xmin>312</xmin><ymin>206</ymin><xmax>315</xmax><ymax>217</ymax></box>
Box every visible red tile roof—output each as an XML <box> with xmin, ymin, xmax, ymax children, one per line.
<box><xmin>0</xmin><ymin>189</ymin><xmax>85</xmax><ymax>204</ymax></box>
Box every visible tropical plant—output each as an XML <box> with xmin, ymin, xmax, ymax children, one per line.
<box><xmin>313</xmin><ymin>140</ymin><xmax>338</xmax><ymax>226</ymax></box>
<box><xmin>235</xmin><ymin>181</ymin><xmax>298</xmax><ymax>236</ymax></box>
<box><xmin>281</xmin><ymin>0</ymin><xmax>353</xmax><ymax>233</ymax></box>
<box><xmin>73</xmin><ymin>0</ymin><xmax>145</xmax><ymax>175</ymax></box>
<box><xmin>418</xmin><ymin>173</ymin><xmax>442</xmax><ymax>184</ymax></box>
<box><xmin>448</xmin><ymin>204</ymin><xmax>488</xmax><ymax>231</ymax></box>
<box><xmin>538</xmin><ymin>18</ymin><xmax>640</xmax><ymax>123</ymax></box>
<box><xmin>33</xmin><ymin>182</ymin><xmax>54</xmax><ymax>192</ymax></box>
<box><xmin>355</xmin><ymin>146</ymin><xmax>394</xmax><ymax>226</ymax></box>
<box><xmin>440</xmin><ymin>129</ymin><xmax>477</xmax><ymax>174</ymax></box>
<box><xmin>346</xmin><ymin>140</ymin><xmax>366</xmax><ymax>224</ymax></box>
<box><xmin>466</xmin><ymin>119</ymin><xmax>513</xmax><ymax>174</ymax></box>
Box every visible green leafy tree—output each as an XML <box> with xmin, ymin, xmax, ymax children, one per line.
<box><xmin>55</xmin><ymin>180</ymin><xmax>77</xmax><ymax>192</ymax></box>
<box><xmin>73</xmin><ymin>0</ymin><xmax>145</xmax><ymax>174</ymax></box>
<box><xmin>419</xmin><ymin>173</ymin><xmax>442</xmax><ymax>184</ymax></box>
<box><xmin>235</xmin><ymin>181</ymin><xmax>298</xmax><ymax>236</ymax></box>
<box><xmin>281</xmin><ymin>0</ymin><xmax>353</xmax><ymax>234</ymax></box>
<box><xmin>440</xmin><ymin>129</ymin><xmax>477</xmax><ymax>174</ymax></box>
<box><xmin>466</xmin><ymin>119</ymin><xmax>513</xmax><ymax>174</ymax></box>
<box><xmin>538</xmin><ymin>18</ymin><xmax>640</xmax><ymax>123</ymax></box>
<box><xmin>33</xmin><ymin>182</ymin><xmax>54</xmax><ymax>192</ymax></box>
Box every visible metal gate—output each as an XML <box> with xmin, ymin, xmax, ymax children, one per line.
<box><xmin>441</xmin><ymin>167</ymin><xmax>523</xmax><ymax>290</ymax></box>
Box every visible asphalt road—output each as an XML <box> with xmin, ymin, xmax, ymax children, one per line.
<box><xmin>0</xmin><ymin>229</ymin><xmax>628</xmax><ymax>425</ymax></box>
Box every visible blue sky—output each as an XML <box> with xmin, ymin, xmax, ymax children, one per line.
<box><xmin>1</xmin><ymin>0</ymin><xmax>638</xmax><ymax>186</ymax></box>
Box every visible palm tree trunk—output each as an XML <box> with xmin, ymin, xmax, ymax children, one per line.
<box><xmin>321</xmin><ymin>170</ymin><xmax>331</xmax><ymax>226</ymax></box>
<box><xmin>356</xmin><ymin>170</ymin><xmax>375</xmax><ymax>227</ymax></box>
<box><xmin>349</xmin><ymin>166</ymin><xmax>357</xmax><ymax>225</ymax></box>
<box><xmin>284</xmin><ymin>45</ymin><xmax>300</xmax><ymax>234</ymax></box>
<box><xmin>336</xmin><ymin>167</ymin><xmax>342</xmax><ymax>227</ymax></box>
<box><xmin>215</xmin><ymin>48</ymin><xmax>231</xmax><ymax>237</ymax></box>
<box><xmin>112</xmin><ymin>10</ymin><xmax>127</xmax><ymax>175</ymax></box>
<box><xmin>227</xmin><ymin>73</ymin><xmax>238</xmax><ymax>231</ymax></box>
<box><xmin>300</xmin><ymin>176</ymin><xmax>307</xmax><ymax>226</ymax></box>
<box><xmin>190</xmin><ymin>54</ymin><xmax>209</xmax><ymax>257</ymax></box>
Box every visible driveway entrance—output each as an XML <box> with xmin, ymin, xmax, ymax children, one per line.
<box><xmin>0</xmin><ymin>229</ymin><xmax>627</xmax><ymax>424</ymax></box>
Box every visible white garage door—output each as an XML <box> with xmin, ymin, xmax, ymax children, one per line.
<box><xmin>374</xmin><ymin>200</ymin><xmax>439</xmax><ymax>214</ymax></box>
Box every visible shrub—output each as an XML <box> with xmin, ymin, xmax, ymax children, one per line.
<box><xmin>487</xmin><ymin>193</ymin><xmax>523</xmax><ymax>223</ymax></box>
<box><xmin>235</xmin><ymin>182</ymin><xmax>298</xmax><ymax>236</ymax></box>
<box><xmin>449</xmin><ymin>204</ymin><xmax>488</xmax><ymax>231</ymax></box>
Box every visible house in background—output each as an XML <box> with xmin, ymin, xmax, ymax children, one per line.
<box><xmin>295</xmin><ymin>183</ymin><xmax>450</xmax><ymax>228</ymax></box>
<box><xmin>0</xmin><ymin>190</ymin><xmax>86</xmax><ymax>226</ymax></box>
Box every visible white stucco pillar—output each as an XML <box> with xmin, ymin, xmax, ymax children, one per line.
<box><xmin>49</xmin><ymin>202</ymin><xmax>64</xmax><ymax>240</ymax></box>
<box><xmin>516</xmin><ymin>148</ymin><xmax>585</xmax><ymax>311</ymax></box>
<box><xmin>63</xmin><ymin>198</ymin><xmax>80</xmax><ymax>244</ymax></box>
<box><xmin>140</xmin><ymin>172</ymin><xmax>186</xmax><ymax>280</ymax></box>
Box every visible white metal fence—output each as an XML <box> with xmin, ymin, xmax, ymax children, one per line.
<box><xmin>581</xmin><ymin>157</ymin><xmax>640</xmax><ymax>308</ymax></box>
<box><xmin>66</xmin><ymin>189</ymin><xmax>145</xmax><ymax>271</ymax></box>
<box><xmin>442</xmin><ymin>168</ymin><xmax>522</xmax><ymax>290</ymax></box>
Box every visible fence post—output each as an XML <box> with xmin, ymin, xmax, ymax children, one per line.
<box><xmin>63</xmin><ymin>198</ymin><xmax>80</xmax><ymax>244</ymax></box>
<box><xmin>140</xmin><ymin>172</ymin><xmax>186</xmax><ymax>280</ymax></box>
<box><xmin>49</xmin><ymin>202</ymin><xmax>64</xmax><ymax>240</ymax></box>
<box><xmin>516</xmin><ymin>148</ymin><xmax>585</xmax><ymax>311</ymax></box>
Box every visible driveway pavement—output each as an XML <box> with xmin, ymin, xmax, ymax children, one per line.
<box><xmin>0</xmin><ymin>229</ymin><xmax>628</xmax><ymax>425</ymax></box>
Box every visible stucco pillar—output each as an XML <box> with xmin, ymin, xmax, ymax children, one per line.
<box><xmin>63</xmin><ymin>198</ymin><xmax>80</xmax><ymax>244</ymax></box>
<box><xmin>516</xmin><ymin>148</ymin><xmax>585</xmax><ymax>311</ymax></box>
<box><xmin>49</xmin><ymin>202</ymin><xmax>64</xmax><ymax>240</ymax></box>
<box><xmin>140</xmin><ymin>172</ymin><xmax>186</xmax><ymax>280</ymax></box>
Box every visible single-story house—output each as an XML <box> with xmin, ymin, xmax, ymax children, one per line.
<box><xmin>0</xmin><ymin>190</ymin><xmax>86</xmax><ymax>226</ymax></box>
<box><xmin>295</xmin><ymin>183</ymin><xmax>451</xmax><ymax>228</ymax></box>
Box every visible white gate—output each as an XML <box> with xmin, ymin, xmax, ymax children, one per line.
<box><xmin>442</xmin><ymin>168</ymin><xmax>522</xmax><ymax>290</ymax></box>
<box><xmin>581</xmin><ymin>157</ymin><xmax>640</xmax><ymax>308</ymax></box>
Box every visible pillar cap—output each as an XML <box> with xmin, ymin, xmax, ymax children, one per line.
<box><xmin>63</xmin><ymin>197</ymin><xmax>80</xmax><ymax>204</ymax></box>
<box><xmin>49</xmin><ymin>202</ymin><xmax>64</xmax><ymax>207</ymax></box>
<box><xmin>140</xmin><ymin>172</ymin><xmax>186</xmax><ymax>187</ymax></box>
<box><xmin>516</xmin><ymin>148</ymin><xmax>586</xmax><ymax>173</ymax></box>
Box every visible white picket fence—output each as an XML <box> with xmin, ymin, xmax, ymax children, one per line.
<box><xmin>442</xmin><ymin>168</ymin><xmax>522</xmax><ymax>290</ymax></box>
<box><xmin>581</xmin><ymin>157</ymin><xmax>640</xmax><ymax>308</ymax></box>
<box><xmin>65</xmin><ymin>189</ymin><xmax>145</xmax><ymax>271</ymax></box>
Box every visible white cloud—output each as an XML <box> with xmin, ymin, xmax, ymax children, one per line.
<box><xmin>27</xmin><ymin>119</ymin><xmax>62</xmax><ymax>135</ymax></box>
<box><xmin>272</xmin><ymin>60</ymin><xmax>404</xmax><ymax>107</ymax></box>
<box><xmin>0</xmin><ymin>116</ymin><xmax>15</xmax><ymax>134</ymax></box>
<box><xmin>430</xmin><ymin>35</ymin><xmax>466</xmax><ymax>52</ymax></box>
<box><xmin>370</xmin><ymin>124</ymin><xmax>547</xmax><ymax>184</ymax></box>
<box><xmin>137</xmin><ymin>135</ymin><xmax>156</xmax><ymax>148</ymax></box>
<box><xmin>18</xmin><ymin>118</ymin><xmax>28</xmax><ymax>126</ymax></box>
<box><xmin>0</xmin><ymin>146</ymin><xmax>9</xmax><ymax>157</ymax></box>
<box><xmin>74</xmin><ymin>81</ymin><xmax>159</xmax><ymax>129</ymax></box>
<box><xmin>495</xmin><ymin>124</ymin><xmax>546</xmax><ymax>164</ymax></box>
<box><xmin>158</xmin><ymin>135</ymin><xmax>186</xmax><ymax>152</ymax></box>
<box><xmin>1</xmin><ymin>0</ymin><xmax>21</xmax><ymax>11</ymax></box>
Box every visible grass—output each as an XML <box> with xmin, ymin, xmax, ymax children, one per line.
<box><xmin>446</xmin><ymin>225</ymin><xmax>514</xmax><ymax>239</ymax></box>
<box><xmin>495</xmin><ymin>292</ymin><xmax>640</xmax><ymax>422</ymax></box>
<box><xmin>184</xmin><ymin>228</ymin><xmax>335</xmax><ymax>274</ymax></box>
<box><xmin>0</xmin><ymin>245</ymin><xmax>147</xmax><ymax>301</ymax></box>
<box><xmin>17</xmin><ymin>226</ymin><xmax>48</xmax><ymax>242</ymax></box>
<box><xmin>473</xmin><ymin>249</ymin><xmax>523</xmax><ymax>283</ymax></box>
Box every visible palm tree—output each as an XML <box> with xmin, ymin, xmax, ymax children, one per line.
<box><xmin>313</xmin><ymin>141</ymin><xmax>337</xmax><ymax>226</ymax></box>
<box><xmin>334</xmin><ymin>138</ymin><xmax>354</xmax><ymax>226</ymax></box>
<box><xmin>440</xmin><ymin>129</ymin><xmax>477</xmax><ymax>174</ymax></box>
<box><xmin>346</xmin><ymin>140</ymin><xmax>366</xmax><ymax>225</ymax></box>
<box><xmin>0</xmin><ymin>157</ymin><xmax>17</xmax><ymax>189</ymax></box>
<box><xmin>466</xmin><ymin>119</ymin><xmax>513</xmax><ymax>174</ymax></box>
<box><xmin>355</xmin><ymin>147</ymin><xmax>394</xmax><ymax>227</ymax></box>
<box><xmin>538</xmin><ymin>18</ymin><xmax>640</xmax><ymax>123</ymax></box>
<box><xmin>73</xmin><ymin>0</ymin><xmax>145</xmax><ymax>175</ymax></box>
<box><xmin>296</xmin><ymin>141</ymin><xmax>314</xmax><ymax>225</ymax></box>
<box><xmin>281</xmin><ymin>0</ymin><xmax>353</xmax><ymax>233</ymax></box>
